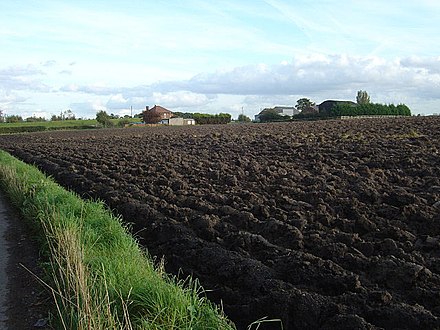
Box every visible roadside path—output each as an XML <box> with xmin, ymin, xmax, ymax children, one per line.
<box><xmin>0</xmin><ymin>189</ymin><xmax>51</xmax><ymax>329</ymax></box>
<box><xmin>0</xmin><ymin>189</ymin><xmax>9</xmax><ymax>328</ymax></box>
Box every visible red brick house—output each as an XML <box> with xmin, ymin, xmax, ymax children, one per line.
<box><xmin>148</xmin><ymin>105</ymin><xmax>173</xmax><ymax>119</ymax></box>
<box><xmin>142</xmin><ymin>105</ymin><xmax>173</xmax><ymax>123</ymax></box>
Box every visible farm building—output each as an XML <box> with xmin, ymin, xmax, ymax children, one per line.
<box><xmin>162</xmin><ymin>117</ymin><xmax>196</xmax><ymax>126</ymax></box>
<box><xmin>142</xmin><ymin>105</ymin><xmax>196</xmax><ymax>126</ymax></box>
<box><xmin>318</xmin><ymin>100</ymin><xmax>357</xmax><ymax>115</ymax></box>
<box><xmin>254</xmin><ymin>106</ymin><xmax>299</xmax><ymax>122</ymax></box>
<box><xmin>143</xmin><ymin>105</ymin><xmax>173</xmax><ymax>123</ymax></box>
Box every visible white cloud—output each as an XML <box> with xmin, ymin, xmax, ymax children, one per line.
<box><xmin>400</xmin><ymin>56</ymin><xmax>440</xmax><ymax>74</ymax></box>
<box><xmin>69</xmin><ymin>99</ymin><xmax>108</xmax><ymax>119</ymax></box>
<box><xmin>106</xmin><ymin>93</ymin><xmax>128</xmax><ymax>108</ymax></box>
<box><xmin>31</xmin><ymin>110</ymin><xmax>51</xmax><ymax>118</ymax></box>
<box><xmin>103</xmin><ymin>90</ymin><xmax>214</xmax><ymax>115</ymax></box>
<box><xmin>2</xmin><ymin>54</ymin><xmax>440</xmax><ymax>117</ymax></box>
<box><xmin>167</xmin><ymin>55</ymin><xmax>440</xmax><ymax>102</ymax></box>
<box><xmin>152</xmin><ymin>91</ymin><xmax>212</xmax><ymax>108</ymax></box>
<box><xmin>0</xmin><ymin>91</ymin><xmax>28</xmax><ymax>105</ymax></box>
<box><xmin>0</xmin><ymin>64</ymin><xmax>49</xmax><ymax>92</ymax></box>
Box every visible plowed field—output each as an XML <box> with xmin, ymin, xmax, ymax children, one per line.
<box><xmin>1</xmin><ymin>117</ymin><xmax>440</xmax><ymax>329</ymax></box>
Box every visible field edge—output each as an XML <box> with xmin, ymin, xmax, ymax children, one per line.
<box><xmin>0</xmin><ymin>149</ymin><xmax>235</xmax><ymax>330</ymax></box>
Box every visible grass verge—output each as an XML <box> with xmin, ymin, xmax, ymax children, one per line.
<box><xmin>0</xmin><ymin>118</ymin><xmax>142</xmax><ymax>134</ymax></box>
<box><xmin>0</xmin><ymin>150</ymin><xmax>235</xmax><ymax>330</ymax></box>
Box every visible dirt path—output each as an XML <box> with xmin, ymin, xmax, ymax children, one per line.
<box><xmin>0</xmin><ymin>189</ymin><xmax>51</xmax><ymax>329</ymax></box>
<box><xmin>0</xmin><ymin>190</ymin><xmax>9</xmax><ymax>328</ymax></box>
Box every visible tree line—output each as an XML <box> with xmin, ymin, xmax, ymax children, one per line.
<box><xmin>295</xmin><ymin>90</ymin><xmax>411</xmax><ymax>119</ymax></box>
<box><xmin>192</xmin><ymin>113</ymin><xmax>231</xmax><ymax>124</ymax></box>
<box><xmin>331</xmin><ymin>102</ymin><xmax>411</xmax><ymax>117</ymax></box>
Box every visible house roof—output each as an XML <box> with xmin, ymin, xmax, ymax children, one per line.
<box><xmin>150</xmin><ymin>105</ymin><xmax>172</xmax><ymax>114</ymax></box>
<box><xmin>319</xmin><ymin>100</ymin><xmax>357</xmax><ymax>106</ymax></box>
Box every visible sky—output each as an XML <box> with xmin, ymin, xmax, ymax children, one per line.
<box><xmin>0</xmin><ymin>0</ymin><xmax>439</xmax><ymax>120</ymax></box>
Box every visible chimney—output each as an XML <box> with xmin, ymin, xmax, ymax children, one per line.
<box><xmin>145</xmin><ymin>106</ymin><xmax>149</xmax><ymax>111</ymax></box>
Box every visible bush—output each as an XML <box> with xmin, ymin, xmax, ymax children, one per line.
<box><xmin>0</xmin><ymin>126</ymin><xmax>47</xmax><ymax>134</ymax></box>
<box><xmin>5</xmin><ymin>115</ymin><xmax>23</xmax><ymax>123</ymax></box>
<box><xmin>238</xmin><ymin>114</ymin><xmax>252</xmax><ymax>123</ymax></box>
<box><xmin>331</xmin><ymin>103</ymin><xmax>412</xmax><ymax>117</ymax></box>
<box><xmin>117</xmin><ymin>118</ymin><xmax>131</xmax><ymax>128</ymax></box>
<box><xmin>258</xmin><ymin>109</ymin><xmax>288</xmax><ymax>123</ymax></box>
<box><xmin>192</xmin><ymin>113</ymin><xmax>231</xmax><ymax>125</ymax></box>
<box><xmin>96</xmin><ymin>111</ymin><xmax>114</xmax><ymax>128</ymax></box>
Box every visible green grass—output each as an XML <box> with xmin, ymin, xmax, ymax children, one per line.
<box><xmin>0</xmin><ymin>118</ymin><xmax>142</xmax><ymax>134</ymax></box>
<box><xmin>0</xmin><ymin>119</ymin><xmax>97</xmax><ymax>128</ymax></box>
<box><xmin>0</xmin><ymin>150</ymin><xmax>235</xmax><ymax>330</ymax></box>
<box><xmin>0</xmin><ymin>118</ymin><xmax>141</xmax><ymax>127</ymax></box>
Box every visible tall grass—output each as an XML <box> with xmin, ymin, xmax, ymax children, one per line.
<box><xmin>0</xmin><ymin>150</ymin><xmax>234</xmax><ymax>329</ymax></box>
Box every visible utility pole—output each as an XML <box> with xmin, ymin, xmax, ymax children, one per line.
<box><xmin>130</xmin><ymin>105</ymin><xmax>133</xmax><ymax>118</ymax></box>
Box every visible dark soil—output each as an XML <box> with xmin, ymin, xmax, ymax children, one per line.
<box><xmin>1</xmin><ymin>117</ymin><xmax>439</xmax><ymax>329</ymax></box>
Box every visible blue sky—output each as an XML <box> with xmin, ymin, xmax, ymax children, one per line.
<box><xmin>1</xmin><ymin>0</ymin><xmax>439</xmax><ymax>119</ymax></box>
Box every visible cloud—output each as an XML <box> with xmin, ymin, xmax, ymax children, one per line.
<box><xmin>59</xmin><ymin>70</ymin><xmax>72</xmax><ymax>75</ymax></box>
<box><xmin>42</xmin><ymin>60</ymin><xmax>57</xmax><ymax>67</ymax></box>
<box><xmin>53</xmin><ymin>54</ymin><xmax>440</xmax><ymax>115</ymax></box>
<box><xmin>0</xmin><ymin>91</ymin><xmax>28</xmax><ymax>105</ymax></box>
<box><xmin>30</xmin><ymin>110</ymin><xmax>51</xmax><ymax>118</ymax></box>
<box><xmin>0</xmin><ymin>64</ymin><xmax>49</xmax><ymax>92</ymax></box>
<box><xmin>60</xmin><ymin>84</ymin><xmax>130</xmax><ymax>95</ymax></box>
<box><xmin>3</xmin><ymin>55</ymin><xmax>440</xmax><ymax>117</ymax></box>
<box><xmin>104</xmin><ymin>91</ymin><xmax>214</xmax><ymax>114</ymax></box>
<box><xmin>400</xmin><ymin>56</ymin><xmax>440</xmax><ymax>74</ymax></box>
<box><xmin>105</xmin><ymin>93</ymin><xmax>131</xmax><ymax>110</ymax></box>
<box><xmin>164</xmin><ymin>55</ymin><xmax>440</xmax><ymax>100</ymax></box>
<box><xmin>69</xmin><ymin>99</ymin><xmax>108</xmax><ymax>118</ymax></box>
<box><xmin>151</xmin><ymin>91</ymin><xmax>213</xmax><ymax>108</ymax></box>
<box><xmin>0</xmin><ymin>64</ymin><xmax>44</xmax><ymax>77</ymax></box>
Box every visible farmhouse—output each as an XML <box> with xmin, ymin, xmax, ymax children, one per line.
<box><xmin>142</xmin><ymin>105</ymin><xmax>196</xmax><ymax>125</ymax></box>
<box><xmin>254</xmin><ymin>106</ymin><xmax>299</xmax><ymax>122</ymax></box>
<box><xmin>143</xmin><ymin>105</ymin><xmax>173</xmax><ymax>121</ymax></box>
<box><xmin>318</xmin><ymin>100</ymin><xmax>357</xmax><ymax>115</ymax></box>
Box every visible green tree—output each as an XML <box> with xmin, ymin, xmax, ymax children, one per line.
<box><xmin>258</xmin><ymin>109</ymin><xmax>285</xmax><ymax>122</ymax></box>
<box><xmin>26</xmin><ymin>116</ymin><xmax>46</xmax><ymax>122</ymax></box>
<box><xmin>356</xmin><ymin>90</ymin><xmax>371</xmax><ymax>104</ymax></box>
<box><xmin>192</xmin><ymin>113</ymin><xmax>231</xmax><ymax>125</ymax></box>
<box><xmin>117</xmin><ymin>118</ymin><xmax>131</xmax><ymax>127</ymax></box>
<box><xmin>51</xmin><ymin>114</ymin><xmax>62</xmax><ymax>121</ymax></box>
<box><xmin>5</xmin><ymin>115</ymin><xmax>23</xmax><ymax>123</ymax></box>
<box><xmin>172</xmin><ymin>112</ymin><xmax>194</xmax><ymax>119</ymax></box>
<box><xmin>64</xmin><ymin>109</ymin><xmax>76</xmax><ymax>120</ymax></box>
<box><xmin>397</xmin><ymin>104</ymin><xmax>411</xmax><ymax>116</ymax></box>
<box><xmin>142</xmin><ymin>109</ymin><xmax>162</xmax><ymax>124</ymax></box>
<box><xmin>96</xmin><ymin>110</ymin><xmax>114</xmax><ymax>127</ymax></box>
<box><xmin>237</xmin><ymin>114</ymin><xmax>251</xmax><ymax>122</ymax></box>
<box><xmin>295</xmin><ymin>98</ymin><xmax>315</xmax><ymax>112</ymax></box>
